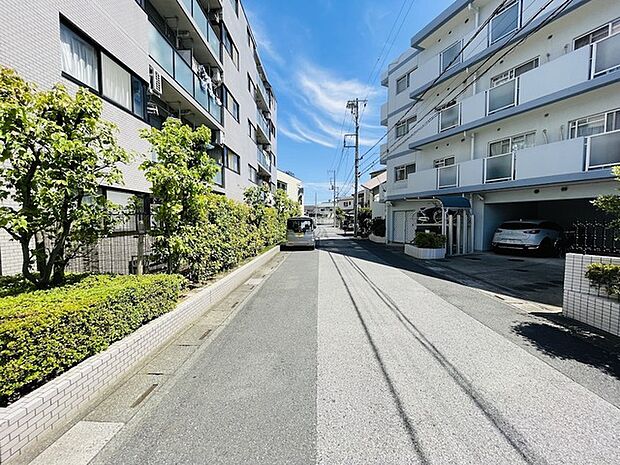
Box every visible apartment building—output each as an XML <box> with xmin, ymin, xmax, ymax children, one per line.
<box><xmin>379</xmin><ymin>0</ymin><xmax>620</xmax><ymax>252</ymax></box>
<box><xmin>0</xmin><ymin>0</ymin><xmax>277</xmax><ymax>273</ymax></box>
<box><xmin>276</xmin><ymin>169</ymin><xmax>304</xmax><ymax>205</ymax></box>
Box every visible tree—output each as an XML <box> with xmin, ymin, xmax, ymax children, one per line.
<box><xmin>139</xmin><ymin>118</ymin><xmax>216</xmax><ymax>280</ymax></box>
<box><xmin>0</xmin><ymin>67</ymin><xmax>129</xmax><ymax>288</ymax></box>
<box><xmin>592</xmin><ymin>165</ymin><xmax>620</xmax><ymax>225</ymax></box>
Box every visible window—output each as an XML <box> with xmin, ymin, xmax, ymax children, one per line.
<box><xmin>394</xmin><ymin>163</ymin><xmax>416</xmax><ymax>181</ymax></box>
<box><xmin>490</xmin><ymin>57</ymin><xmax>539</xmax><ymax>87</ymax></box>
<box><xmin>102</xmin><ymin>54</ymin><xmax>131</xmax><ymax>109</ymax></box>
<box><xmin>277</xmin><ymin>181</ymin><xmax>287</xmax><ymax>191</ymax></box>
<box><xmin>248</xmin><ymin>165</ymin><xmax>259</xmax><ymax>184</ymax></box>
<box><xmin>60</xmin><ymin>21</ymin><xmax>146</xmax><ymax>119</ymax></box>
<box><xmin>226</xmin><ymin>149</ymin><xmax>240</xmax><ymax>173</ymax></box>
<box><xmin>438</xmin><ymin>102</ymin><xmax>460</xmax><ymax>131</ymax></box>
<box><xmin>395</xmin><ymin>116</ymin><xmax>417</xmax><ymax>138</ymax></box>
<box><xmin>248</xmin><ymin>74</ymin><xmax>255</xmax><ymax>95</ymax></box>
<box><xmin>569</xmin><ymin>109</ymin><xmax>620</xmax><ymax>138</ymax></box>
<box><xmin>224</xmin><ymin>89</ymin><xmax>239</xmax><ymax>121</ymax></box>
<box><xmin>489</xmin><ymin>1</ymin><xmax>520</xmax><ymax>44</ymax></box>
<box><xmin>489</xmin><ymin>131</ymin><xmax>535</xmax><ymax>156</ymax></box>
<box><xmin>229</xmin><ymin>0</ymin><xmax>239</xmax><ymax>16</ymax></box>
<box><xmin>574</xmin><ymin>19</ymin><xmax>620</xmax><ymax>50</ymax></box>
<box><xmin>440</xmin><ymin>41</ymin><xmax>462</xmax><ymax>72</ymax></box>
<box><xmin>60</xmin><ymin>23</ymin><xmax>99</xmax><ymax>90</ymax></box>
<box><xmin>433</xmin><ymin>157</ymin><xmax>455</xmax><ymax>168</ymax></box>
<box><xmin>248</xmin><ymin>120</ymin><xmax>256</xmax><ymax>141</ymax></box>
<box><xmin>396</xmin><ymin>74</ymin><xmax>409</xmax><ymax>94</ymax></box>
<box><xmin>223</xmin><ymin>29</ymin><xmax>239</xmax><ymax>68</ymax></box>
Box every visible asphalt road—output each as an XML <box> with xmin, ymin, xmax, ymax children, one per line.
<box><xmin>30</xmin><ymin>227</ymin><xmax>620</xmax><ymax>464</ymax></box>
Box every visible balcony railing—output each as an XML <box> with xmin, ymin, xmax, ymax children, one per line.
<box><xmin>487</xmin><ymin>78</ymin><xmax>518</xmax><ymax>115</ymax></box>
<box><xmin>178</xmin><ymin>0</ymin><xmax>221</xmax><ymax>60</ymax></box>
<box><xmin>257</xmin><ymin>147</ymin><xmax>271</xmax><ymax>172</ymax></box>
<box><xmin>256</xmin><ymin>109</ymin><xmax>270</xmax><ymax>140</ymax></box>
<box><xmin>484</xmin><ymin>152</ymin><xmax>515</xmax><ymax>183</ymax></box>
<box><xmin>586</xmin><ymin>130</ymin><xmax>620</xmax><ymax>169</ymax></box>
<box><xmin>592</xmin><ymin>33</ymin><xmax>620</xmax><ymax>78</ymax></box>
<box><xmin>439</xmin><ymin>103</ymin><xmax>461</xmax><ymax>132</ymax></box>
<box><xmin>437</xmin><ymin>165</ymin><xmax>459</xmax><ymax>188</ymax></box>
<box><xmin>149</xmin><ymin>23</ymin><xmax>222</xmax><ymax>124</ymax></box>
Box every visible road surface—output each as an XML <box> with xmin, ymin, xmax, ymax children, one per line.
<box><xmin>26</xmin><ymin>227</ymin><xmax>620</xmax><ymax>465</ymax></box>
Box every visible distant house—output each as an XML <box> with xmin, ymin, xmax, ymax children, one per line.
<box><xmin>361</xmin><ymin>169</ymin><xmax>387</xmax><ymax>219</ymax></box>
<box><xmin>277</xmin><ymin>170</ymin><xmax>304</xmax><ymax>205</ymax></box>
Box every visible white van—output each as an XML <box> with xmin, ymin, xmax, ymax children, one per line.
<box><xmin>285</xmin><ymin>217</ymin><xmax>316</xmax><ymax>249</ymax></box>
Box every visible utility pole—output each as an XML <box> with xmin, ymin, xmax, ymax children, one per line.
<box><xmin>346</xmin><ymin>98</ymin><xmax>367</xmax><ymax>237</ymax></box>
<box><xmin>328</xmin><ymin>170</ymin><xmax>336</xmax><ymax>227</ymax></box>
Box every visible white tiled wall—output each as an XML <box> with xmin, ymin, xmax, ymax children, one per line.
<box><xmin>563</xmin><ymin>253</ymin><xmax>620</xmax><ymax>337</ymax></box>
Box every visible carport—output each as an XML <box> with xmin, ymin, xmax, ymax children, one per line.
<box><xmin>480</xmin><ymin>198</ymin><xmax>605</xmax><ymax>251</ymax></box>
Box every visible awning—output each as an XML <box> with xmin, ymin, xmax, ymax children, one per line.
<box><xmin>433</xmin><ymin>196</ymin><xmax>471</xmax><ymax>209</ymax></box>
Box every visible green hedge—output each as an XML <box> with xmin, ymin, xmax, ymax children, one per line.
<box><xmin>412</xmin><ymin>232</ymin><xmax>447</xmax><ymax>249</ymax></box>
<box><xmin>0</xmin><ymin>274</ymin><xmax>185</xmax><ymax>406</ymax></box>
<box><xmin>585</xmin><ymin>263</ymin><xmax>620</xmax><ymax>296</ymax></box>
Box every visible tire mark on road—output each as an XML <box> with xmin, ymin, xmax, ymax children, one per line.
<box><xmin>328</xmin><ymin>252</ymin><xmax>431</xmax><ymax>465</ymax></box>
<box><xmin>342</xmin><ymin>253</ymin><xmax>545</xmax><ymax>465</ymax></box>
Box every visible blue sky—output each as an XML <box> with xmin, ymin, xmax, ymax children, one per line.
<box><xmin>244</xmin><ymin>0</ymin><xmax>452</xmax><ymax>203</ymax></box>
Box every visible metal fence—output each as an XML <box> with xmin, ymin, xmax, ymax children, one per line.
<box><xmin>65</xmin><ymin>213</ymin><xmax>165</xmax><ymax>275</ymax></box>
<box><xmin>566</xmin><ymin>222</ymin><xmax>620</xmax><ymax>257</ymax></box>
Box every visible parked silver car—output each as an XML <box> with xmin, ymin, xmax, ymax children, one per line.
<box><xmin>491</xmin><ymin>220</ymin><xmax>563</xmax><ymax>255</ymax></box>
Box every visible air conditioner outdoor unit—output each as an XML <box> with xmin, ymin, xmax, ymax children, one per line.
<box><xmin>149</xmin><ymin>67</ymin><xmax>163</xmax><ymax>96</ymax></box>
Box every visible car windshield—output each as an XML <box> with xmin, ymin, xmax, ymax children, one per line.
<box><xmin>499</xmin><ymin>222</ymin><xmax>540</xmax><ymax>230</ymax></box>
<box><xmin>287</xmin><ymin>219</ymin><xmax>313</xmax><ymax>233</ymax></box>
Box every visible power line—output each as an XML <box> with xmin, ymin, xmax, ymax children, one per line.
<box><xmin>372</xmin><ymin>0</ymin><xmax>572</xmax><ymax>165</ymax></box>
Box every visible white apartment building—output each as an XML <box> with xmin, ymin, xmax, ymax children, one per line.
<box><xmin>276</xmin><ymin>169</ymin><xmax>304</xmax><ymax>205</ymax></box>
<box><xmin>380</xmin><ymin>0</ymin><xmax>620</xmax><ymax>253</ymax></box>
<box><xmin>0</xmin><ymin>0</ymin><xmax>277</xmax><ymax>273</ymax></box>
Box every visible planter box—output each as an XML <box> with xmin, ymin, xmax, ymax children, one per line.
<box><xmin>0</xmin><ymin>246</ymin><xmax>280</xmax><ymax>464</ymax></box>
<box><xmin>404</xmin><ymin>244</ymin><xmax>446</xmax><ymax>260</ymax></box>
<box><xmin>369</xmin><ymin>234</ymin><xmax>386</xmax><ymax>244</ymax></box>
<box><xmin>563</xmin><ymin>253</ymin><xmax>620</xmax><ymax>336</ymax></box>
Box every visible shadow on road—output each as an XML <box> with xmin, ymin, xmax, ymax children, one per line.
<box><xmin>513</xmin><ymin>318</ymin><xmax>620</xmax><ymax>380</ymax></box>
<box><xmin>319</xmin><ymin>236</ymin><xmax>620</xmax><ymax>380</ymax></box>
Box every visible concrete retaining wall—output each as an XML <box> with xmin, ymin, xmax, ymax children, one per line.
<box><xmin>563</xmin><ymin>253</ymin><xmax>620</xmax><ymax>337</ymax></box>
<box><xmin>0</xmin><ymin>246</ymin><xmax>279</xmax><ymax>464</ymax></box>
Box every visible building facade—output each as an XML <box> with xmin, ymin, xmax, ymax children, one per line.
<box><xmin>380</xmin><ymin>0</ymin><xmax>620</xmax><ymax>251</ymax></box>
<box><xmin>276</xmin><ymin>170</ymin><xmax>304</xmax><ymax>205</ymax></box>
<box><xmin>0</xmin><ymin>0</ymin><xmax>278</xmax><ymax>273</ymax></box>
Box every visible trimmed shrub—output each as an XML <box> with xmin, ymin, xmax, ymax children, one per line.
<box><xmin>371</xmin><ymin>218</ymin><xmax>386</xmax><ymax>237</ymax></box>
<box><xmin>585</xmin><ymin>263</ymin><xmax>620</xmax><ymax>297</ymax></box>
<box><xmin>412</xmin><ymin>232</ymin><xmax>447</xmax><ymax>249</ymax></box>
<box><xmin>0</xmin><ymin>274</ymin><xmax>185</xmax><ymax>406</ymax></box>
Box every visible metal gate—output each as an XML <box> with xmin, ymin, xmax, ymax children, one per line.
<box><xmin>393</xmin><ymin>211</ymin><xmax>406</xmax><ymax>243</ymax></box>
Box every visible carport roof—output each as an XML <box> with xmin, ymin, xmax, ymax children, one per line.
<box><xmin>434</xmin><ymin>196</ymin><xmax>471</xmax><ymax>209</ymax></box>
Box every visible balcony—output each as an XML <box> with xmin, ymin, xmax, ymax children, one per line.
<box><xmin>586</xmin><ymin>130</ymin><xmax>620</xmax><ymax>169</ymax></box>
<box><xmin>437</xmin><ymin>164</ymin><xmax>459</xmax><ymax>188</ymax></box>
<box><xmin>592</xmin><ymin>33</ymin><xmax>620</xmax><ymax>78</ymax></box>
<box><xmin>150</xmin><ymin>0</ymin><xmax>221</xmax><ymax>64</ymax></box>
<box><xmin>404</xmin><ymin>137</ymin><xmax>596</xmax><ymax>194</ymax></box>
<box><xmin>255</xmin><ymin>77</ymin><xmax>270</xmax><ymax>112</ymax></box>
<box><xmin>257</xmin><ymin>147</ymin><xmax>271</xmax><ymax>174</ymax></box>
<box><xmin>439</xmin><ymin>103</ymin><xmax>461</xmax><ymax>131</ymax></box>
<box><xmin>256</xmin><ymin>110</ymin><xmax>270</xmax><ymax>143</ymax></box>
<box><xmin>148</xmin><ymin>23</ymin><xmax>222</xmax><ymax>125</ymax></box>
<box><xmin>484</xmin><ymin>152</ymin><xmax>515</xmax><ymax>183</ymax></box>
<box><xmin>486</xmin><ymin>78</ymin><xmax>518</xmax><ymax>115</ymax></box>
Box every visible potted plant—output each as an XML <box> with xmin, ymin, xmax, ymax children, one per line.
<box><xmin>405</xmin><ymin>232</ymin><xmax>447</xmax><ymax>259</ymax></box>
<box><xmin>369</xmin><ymin>218</ymin><xmax>386</xmax><ymax>243</ymax></box>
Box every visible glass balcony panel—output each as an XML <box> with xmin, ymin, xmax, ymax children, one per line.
<box><xmin>213</xmin><ymin>164</ymin><xmax>223</xmax><ymax>186</ymax></box>
<box><xmin>192</xmin><ymin>0</ymin><xmax>208</xmax><ymax>38</ymax></box>
<box><xmin>488</xmin><ymin>79</ymin><xmax>516</xmax><ymax>114</ymax></box>
<box><xmin>174</xmin><ymin>54</ymin><xmax>194</xmax><ymax>95</ymax></box>
<box><xmin>257</xmin><ymin>148</ymin><xmax>271</xmax><ymax>170</ymax></box>
<box><xmin>485</xmin><ymin>153</ymin><xmax>514</xmax><ymax>182</ymax></box>
<box><xmin>588</xmin><ymin>131</ymin><xmax>620</xmax><ymax>168</ymax></box>
<box><xmin>181</xmin><ymin>0</ymin><xmax>192</xmax><ymax>13</ymax></box>
<box><xmin>148</xmin><ymin>24</ymin><xmax>173</xmax><ymax>74</ymax></box>
<box><xmin>593</xmin><ymin>33</ymin><xmax>620</xmax><ymax>77</ymax></box>
<box><xmin>207</xmin><ymin>22</ymin><xmax>221</xmax><ymax>58</ymax></box>
<box><xmin>194</xmin><ymin>75</ymin><xmax>209</xmax><ymax>109</ymax></box>
<box><xmin>438</xmin><ymin>165</ymin><xmax>458</xmax><ymax>188</ymax></box>
<box><xmin>440</xmin><ymin>104</ymin><xmax>460</xmax><ymax>131</ymax></box>
<box><xmin>209</xmin><ymin>94</ymin><xmax>222</xmax><ymax>123</ymax></box>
